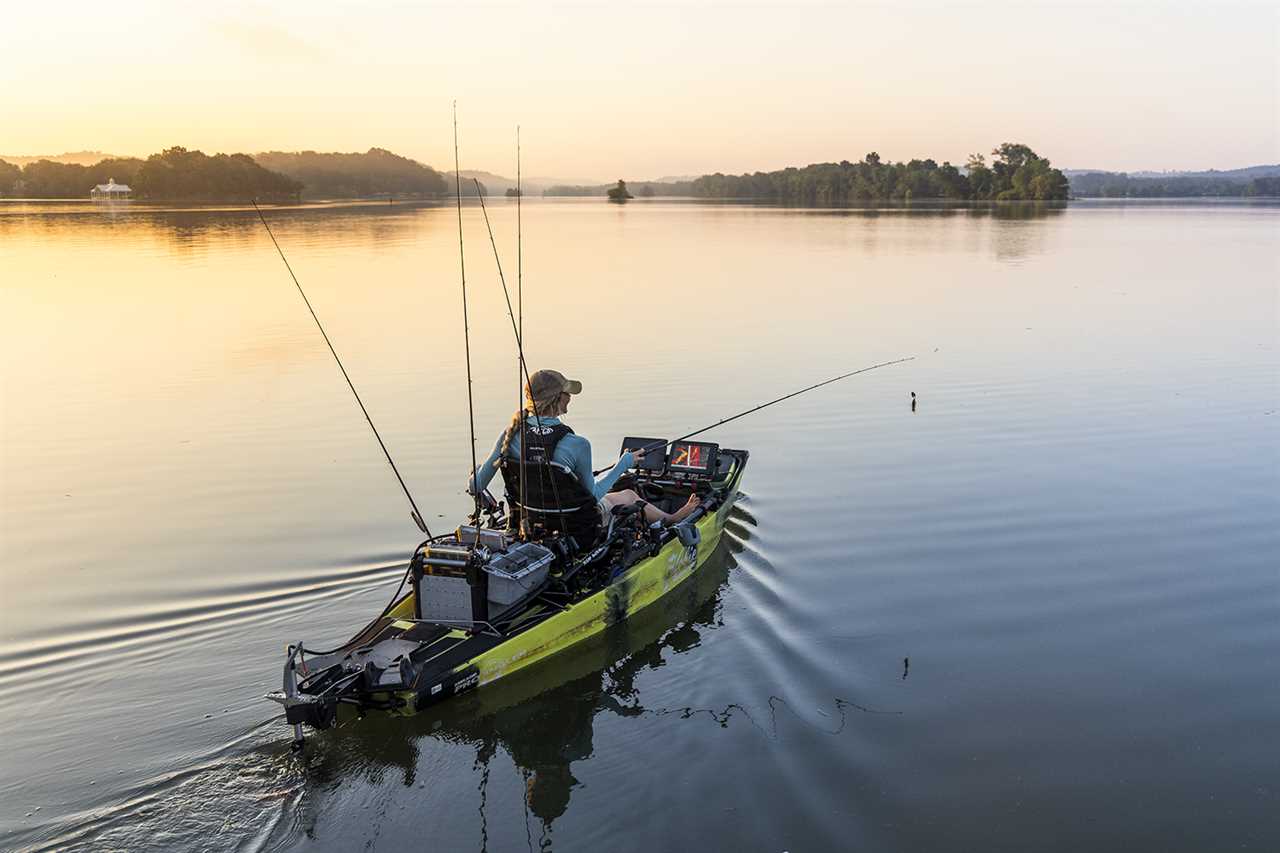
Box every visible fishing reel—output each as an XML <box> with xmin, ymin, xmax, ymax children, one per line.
<box><xmin>468</xmin><ymin>489</ymin><xmax>504</xmax><ymax>528</ymax></box>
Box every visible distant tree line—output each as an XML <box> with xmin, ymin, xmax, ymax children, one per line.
<box><xmin>1068</xmin><ymin>171</ymin><xmax>1280</xmax><ymax>198</ymax></box>
<box><xmin>6</xmin><ymin>141</ymin><xmax>1272</xmax><ymax>203</ymax></box>
<box><xmin>0</xmin><ymin>147</ymin><xmax>463</xmax><ymax>201</ymax></box>
<box><xmin>1251</xmin><ymin>177</ymin><xmax>1280</xmax><ymax>197</ymax></box>
<box><xmin>542</xmin><ymin>184</ymin><xmax>599</xmax><ymax>197</ymax></box>
<box><xmin>254</xmin><ymin>148</ymin><xmax>446</xmax><ymax>199</ymax></box>
<box><xmin>0</xmin><ymin>147</ymin><xmax>300</xmax><ymax>201</ymax></box>
<box><xmin>542</xmin><ymin>180</ymin><xmax>694</xmax><ymax>197</ymax></box>
<box><xmin>0</xmin><ymin>156</ymin><xmax>145</xmax><ymax>198</ymax></box>
<box><xmin>691</xmin><ymin>143</ymin><xmax>1069</xmax><ymax>202</ymax></box>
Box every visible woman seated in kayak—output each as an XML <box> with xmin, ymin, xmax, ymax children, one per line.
<box><xmin>468</xmin><ymin>369</ymin><xmax>700</xmax><ymax>525</ymax></box>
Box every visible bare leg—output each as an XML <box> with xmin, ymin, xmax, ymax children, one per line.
<box><xmin>602</xmin><ymin>489</ymin><xmax>701</xmax><ymax>525</ymax></box>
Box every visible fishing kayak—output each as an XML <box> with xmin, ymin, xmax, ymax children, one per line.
<box><xmin>268</xmin><ymin>440</ymin><xmax>748</xmax><ymax>742</ymax></box>
<box><xmin>250</xmin><ymin>132</ymin><xmax>906</xmax><ymax>746</ymax></box>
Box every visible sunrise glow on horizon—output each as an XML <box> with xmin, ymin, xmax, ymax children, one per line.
<box><xmin>2</xmin><ymin>0</ymin><xmax>1277</xmax><ymax>180</ymax></box>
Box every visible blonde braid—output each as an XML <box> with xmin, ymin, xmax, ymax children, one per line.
<box><xmin>496</xmin><ymin>408</ymin><xmax>524</xmax><ymax>464</ymax></box>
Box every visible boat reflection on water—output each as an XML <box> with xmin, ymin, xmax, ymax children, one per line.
<box><xmin>288</xmin><ymin>506</ymin><xmax>754</xmax><ymax>844</ymax></box>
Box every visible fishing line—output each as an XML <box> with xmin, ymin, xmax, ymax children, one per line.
<box><xmin>595</xmin><ymin>356</ymin><xmax>915</xmax><ymax>474</ymax></box>
<box><xmin>670</xmin><ymin>356</ymin><xmax>915</xmax><ymax>445</ymax></box>
<box><xmin>475</xmin><ymin>179</ymin><xmax>529</xmax><ymax>377</ymax></box>
<box><xmin>453</xmin><ymin>103</ymin><xmax>482</xmax><ymax>528</ymax></box>
<box><xmin>250</xmin><ymin>200</ymin><xmax>430</xmax><ymax>536</ymax></box>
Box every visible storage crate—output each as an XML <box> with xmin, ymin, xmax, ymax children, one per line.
<box><xmin>483</xmin><ymin>542</ymin><xmax>553</xmax><ymax>606</ymax></box>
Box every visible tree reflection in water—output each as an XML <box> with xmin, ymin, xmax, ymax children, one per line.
<box><xmin>459</xmin><ymin>532</ymin><xmax>742</xmax><ymax>844</ymax></box>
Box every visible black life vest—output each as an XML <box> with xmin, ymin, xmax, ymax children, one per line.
<box><xmin>499</xmin><ymin>420</ymin><xmax>601</xmax><ymax>543</ymax></box>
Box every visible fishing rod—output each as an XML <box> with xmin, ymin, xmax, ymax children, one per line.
<box><xmin>453</xmin><ymin>103</ymin><xmax>482</xmax><ymax>530</ymax></box>
<box><xmin>516</xmin><ymin>126</ymin><xmax>523</xmax><ymax>365</ymax></box>
<box><xmin>474</xmin><ymin>174</ymin><xmax>570</xmax><ymax>537</ymax></box>
<box><xmin>594</xmin><ymin>356</ymin><xmax>915</xmax><ymax>474</ymax></box>
<box><xmin>251</xmin><ymin>200</ymin><xmax>430</xmax><ymax>536</ymax></box>
<box><xmin>516</xmin><ymin>126</ymin><xmax>527</xmax><ymax>533</ymax></box>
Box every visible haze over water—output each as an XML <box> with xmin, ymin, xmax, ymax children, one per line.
<box><xmin>1</xmin><ymin>198</ymin><xmax>1277</xmax><ymax>851</ymax></box>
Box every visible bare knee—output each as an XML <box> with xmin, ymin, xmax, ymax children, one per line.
<box><xmin>605</xmin><ymin>489</ymin><xmax>640</xmax><ymax>507</ymax></box>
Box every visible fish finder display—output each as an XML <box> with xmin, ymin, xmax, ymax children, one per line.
<box><xmin>669</xmin><ymin>441</ymin><xmax>717</xmax><ymax>475</ymax></box>
<box><xmin>620</xmin><ymin>437</ymin><xmax>668</xmax><ymax>473</ymax></box>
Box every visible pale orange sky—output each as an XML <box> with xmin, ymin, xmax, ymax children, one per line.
<box><xmin>2</xmin><ymin>0</ymin><xmax>1277</xmax><ymax>180</ymax></box>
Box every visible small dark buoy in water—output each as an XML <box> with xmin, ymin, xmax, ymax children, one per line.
<box><xmin>910</xmin><ymin>391</ymin><xmax>917</xmax><ymax>413</ymax></box>
<box><xmin>902</xmin><ymin>657</ymin><xmax>910</xmax><ymax>679</ymax></box>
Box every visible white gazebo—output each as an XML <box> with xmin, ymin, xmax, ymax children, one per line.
<box><xmin>90</xmin><ymin>178</ymin><xmax>132</xmax><ymax>200</ymax></box>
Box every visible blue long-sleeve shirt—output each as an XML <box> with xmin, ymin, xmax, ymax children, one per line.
<box><xmin>468</xmin><ymin>416</ymin><xmax>634</xmax><ymax>500</ymax></box>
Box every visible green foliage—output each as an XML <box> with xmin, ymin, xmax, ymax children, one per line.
<box><xmin>0</xmin><ymin>159</ymin><xmax>20</xmax><ymax>196</ymax></box>
<box><xmin>1247</xmin><ymin>176</ymin><xmax>1280</xmax><ymax>197</ymax></box>
<box><xmin>606</xmin><ymin>179</ymin><xmax>634</xmax><ymax>201</ymax></box>
<box><xmin>131</xmin><ymin>147</ymin><xmax>300</xmax><ymax>201</ymax></box>
<box><xmin>16</xmin><ymin>158</ymin><xmax>146</xmax><ymax>197</ymax></box>
<box><xmin>1068</xmin><ymin>171</ymin><xmax>1274</xmax><ymax>198</ymax></box>
<box><xmin>543</xmin><ymin>185</ymin><xmax>596</xmax><ymax>197</ymax></box>
<box><xmin>13</xmin><ymin>148</ymin><xmax>296</xmax><ymax>200</ymax></box>
<box><xmin>91</xmin><ymin>157</ymin><xmax>145</xmax><ymax>188</ymax></box>
<box><xmin>254</xmin><ymin>148</ymin><xmax>446</xmax><ymax>199</ymax></box>
<box><xmin>692</xmin><ymin>143</ymin><xmax>1069</xmax><ymax>202</ymax></box>
<box><xmin>986</xmin><ymin>144</ymin><xmax>1069</xmax><ymax>201</ymax></box>
<box><xmin>544</xmin><ymin>180</ymin><xmax>692</xmax><ymax>197</ymax></box>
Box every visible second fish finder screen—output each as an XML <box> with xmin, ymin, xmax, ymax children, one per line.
<box><xmin>620</xmin><ymin>437</ymin><xmax>668</xmax><ymax>472</ymax></box>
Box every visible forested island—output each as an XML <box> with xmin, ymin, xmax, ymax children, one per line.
<box><xmin>691</xmin><ymin>144</ymin><xmax>1068</xmax><ymax>202</ymax></box>
<box><xmin>606</xmin><ymin>180</ymin><xmax>634</xmax><ymax>202</ymax></box>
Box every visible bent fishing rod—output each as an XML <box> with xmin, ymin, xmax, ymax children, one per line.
<box><xmin>251</xmin><ymin>200</ymin><xmax>431</xmax><ymax>536</ymax></box>
<box><xmin>593</xmin><ymin>357</ymin><xmax>915</xmax><ymax>475</ymax></box>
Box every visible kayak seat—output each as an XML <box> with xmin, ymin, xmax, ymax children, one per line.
<box><xmin>501</xmin><ymin>460</ymin><xmax>603</xmax><ymax>548</ymax></box>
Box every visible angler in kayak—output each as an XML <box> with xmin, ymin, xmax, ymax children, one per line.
<box><xmin>467</xmin><ymin>368</ymin><xmax>701</xmax><ymax>532</ymax></box>
<box><xmin>257</xmin><ymin>117</ymin><xmax>906</xmax><ymax>747</ymax></box>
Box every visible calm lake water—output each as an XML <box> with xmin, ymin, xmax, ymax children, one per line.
<box><xmin>1</xmin><ymin>197</ymin><xmax>1277</xmax><ymax>852</ymax></box>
